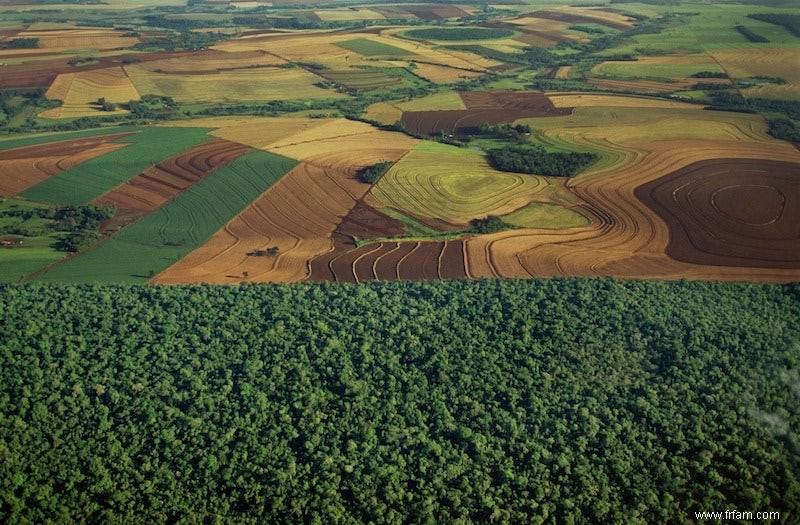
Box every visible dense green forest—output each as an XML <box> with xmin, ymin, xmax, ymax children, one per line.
<box><xmin>1</xmin><ymin>279</ymin><xmax>798</xmax><ymax>523</ymax></box>
<box><xmin>487</xmin><ymin>145</ymin><xmax>598</xmax><ymax>178</ymax></box>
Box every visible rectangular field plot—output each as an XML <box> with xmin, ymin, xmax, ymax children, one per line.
<box><xmin>320</xmin><ymin>69</ymin><xmax>404</xmax><ymax>90</ymax></box>
<box><xmin>124</xmin><ymin>65</ymin><xmax>345</xmax><ymax>103</ymax></box>
<box><xmin>336</xmin><ymin>38</ymin><xmax>416</xmax><ymax>57</ymax></box>
<box><xmin>36</xmin><ymin>150</ymin><xmax>297</xmax><ymax>283</ymax></box>
<box><xmin>21</xmin><ymin>127</ymin><xmax>213</xmax><ymax>205</ymax></box>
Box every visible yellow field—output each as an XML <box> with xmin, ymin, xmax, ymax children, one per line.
<box><xmin>263</xmin><ymin>118</ymin><xmax>419</xmax><ymax>170</ymax></box>
<box><xmin>370</xmin><ymin>141</ymin><xmax>553</xmax><ymax>223</ymax></box>
<box><xmin>364</xmin><ymin>102</ymin><xmax>403</xmax><ymax>125</ymax></box>
<box><xmin>41</xmin><ymin>67</ymin><xmax>140</xmax><ymax>119</ymax></box>
<box><xmin>10</xmin><ymin>29</ymin><xmax>138</xmax><ymax>52</ymax></box>
<box><xmin>411</xmin><ymin>62</ymin><xmax>483</xmax><ymax>83</ymax></box>
<box><xmin>133</xmin><ymin>50</ymin><xmax>287</xmax><ymax>74</ymax></box>
<box><xmin>396</xmin><ymin>91</ymin><xmax>466</xmax><ymax>111</ymax></box>
<box><xmin>710</xmin><ymin>48</ymin><xmax>800</xmax><ymax>100</ymax></box>
<box><xmin>314</xmin><ymin>8</ymin><xmax>386</xmax><ymax>21</ymax></box>
<box><xmin>548</xmin><ymin>93</ymin><xmax>705</xmax><ymax>110</ymax></box>
<box><xmin>123</xmin><ymin>65</ymin><xmax>343</xmax><ymax>103</ymax></box>
<box><xmin>544</xmin><ymin>6</ymin><xmax>634</xmax><ymax>29</ymax></box>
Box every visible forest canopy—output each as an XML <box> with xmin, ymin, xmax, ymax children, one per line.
<box><xmin>0</xmin><ymin>279</ymin><xmax>798</xmax><ymax>524</ymax></box>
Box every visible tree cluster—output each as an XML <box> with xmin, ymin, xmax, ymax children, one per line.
<box><xmin>487</xmin><ymin>145</ymin><xmax>597</xmax><ymax>177</ymax></box>
<box><xmin>0</xmin><ymin>279</ymin><xmax>797</xmax><ymax>523</ymax></box>
<box><xmin>735</xmin><ymin>25</ymin><xmax>769</xmax><ymax>43</ymax></box>
<box><xmin>748</xmin><ymin>13</ymin><xmax>800</xmax><ymax>37</ymax></box>
<box><xmin>356</xmin><ymin>161</ymin><xmax>394</xmax><ymax>184</ymax></box>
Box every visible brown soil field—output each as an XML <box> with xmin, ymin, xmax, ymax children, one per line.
<box><xmin>403</xmin><ymin>5</ymin><xmax>469</xmax><ymax>20</ymax></box>
<box><xmin>635</xmin><ymin>158</ymin><xmax>800</xmax><ymax>269</ymax></box>
<box><xmin>94</xmin><ymin>139</ymin><xmax>250</xmax><ymax>230</ymax></box>
<box><xmin>0</xmin><ymin>132</ymin><xmax>133</xmax><ymax>196</ymax></box>
<box><xmin>336</xmin><ymin>200</ymin><xmax>405</xmax><ymax>239</ymax></box>
<box><xmin>310</xmin><ymin>238</ymin><xmax>467</xmax><ymax>282</ymax></box>
<box><xmin>154</xmin><ymin>161</ymin><xmax>371</xmax><ymax>284</ymax></box>
<box><xmin>402</xmin><ymin>90</ymin><xmax>572</xmax><ymax>137</ymax></box>
<box><xmin>460</xmin><ymin>138</ymin><xmax>800</xmax><ymax>283</ymax></box>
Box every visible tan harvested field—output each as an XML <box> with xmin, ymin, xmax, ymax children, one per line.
<box><xmin>94</xmin><ymin>139</ymin><xmax>250</xmax><ymax>230</ymax></box>
<box><xmin>41</xmin><ymin>67</ymin><xmax>140</xmax><ymax>119</ymax></box>
<box><xmin>132</xmin><ymin>49</ymin><xmax>287</xmax><ymax>74</ymax></box>
<box><xmin>123</xmin><ymin>65</ymin><xmax>341</xmax><ymax>103</ymax></box>
<box><xmin>153</xmin><ymin>162</ymin><xmax>372</xmax><ymax>284</ymax></box>
<box><xmin>412</xmin><ymin>62</ymin><xmax>484</xmax><ymax>83</ymax></box>
<box><xmin>363</xmin><ymin>102</ymin><xmax>403</xmax><ymax>125</ymax></box>
<box><xmin>531</xmin><ymin>7</ymin><xmax>634</xmax><ymax>30</ymax></box>
<box><xmin>264</xmin><ymin>119</ymin><xmax>419</xmax><ymax>170</ymax></box>
<box><xmin>0</xmin><ymin>133</ymin><xmax>132</xmax><ymax>196</ymax></box>
<box><xmin>5</xmin><ymin>28</ymin><xmax>139</xmax><ymax>52</ymax></box>
<box><xmin>555</xmin><ymin>66</ymin><xmax>571</xmax><ymax>80</ymax></box>
<box><xmin>314</xmin><ymin>8</ymin><xmax>386</xmax><ymax>21</ymax></box>
<box><xmin>548</xmin><ymin>93</ymin><xmax>705</xmax><ymax>110</ymax></box>
<box><xmin>710</xmin><ymin>48</ymin><xmax>800</xmax><ymax>100</ymax></box>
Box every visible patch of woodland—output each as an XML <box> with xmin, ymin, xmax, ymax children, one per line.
<box><xmin>486</xmin><ymin>144</ymin><xmax>598</xmax><ymax>178</ymax></box>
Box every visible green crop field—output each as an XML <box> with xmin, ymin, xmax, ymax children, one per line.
<box><xmin>502</xmin><ymin>202</ymin><xmax>589</xmax><ymax>230</ymax></box>
<box><xmin>36</xmin><ymin>150</ymin><xmax>297</xmax><ymax>283</ymax></box>
<box><xmin>20</xmin><ymin>127</ymin><xmax>213</xmax><ymax>206</ymax></box>
<box><xmin>402</xmin><ymin>27</ymin><xmax>516</xmax><ymax>41</ymax></box>
<box><xmin>336</xmin><ymin>38</ymin><xmax>415</xmax><ymax>57</ymax></box>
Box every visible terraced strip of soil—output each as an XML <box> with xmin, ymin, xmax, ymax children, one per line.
<box><xmin>0</xmin><ymin>132</ymin><xmax>133</xmax><ymax>196</ymax></box>
<box><xmin>94</xmin><ymin>139</ymin><xmax>250</xmax><ymax>231</ymax></box>
<box><xmin>310</xmin><ymin>238</ymin><xmax>467</xmax><ymax>282</ymax></box>
<box><xmin>635</xmin><ymin>158</ymin><xmax>800</xmax><ymax>269</ymax></box>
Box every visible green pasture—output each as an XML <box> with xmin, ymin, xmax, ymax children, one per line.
<box><xmin>402</xmin><ymin>27</ymin><xmax>516</xmax><ymax>42</ymax></box>
<box><xmin>36</xmin><ymin>150</ymin><xmax>297</xmax><ymax>283</ymax></box>
<box><xmin>336</xmin><ymin>38</ymin><xmax>415</xmax><ymax>57</ymax></box>
<box><xmin>602</xmin><ymin>3</ymin><xmax>800</xmax><ymax>55</ymax></box>
<box><xmin>502</xmin><ymin>202</ymin><xmax>589</xmax><ymax>230</ymax></box>
<box><xmin>0</xmin><ymin>198</ymin><xmax>65</xmax><ymax>282</ymax></box>
<box><xmin>20</xmin><ymin>127</ymin><xmax>213</xmax><ymax>206</ymax></box>
<box><xmin>591</xmin><ymin>57</ymin><xmax>724</xmax><ymax>81</ymax></box>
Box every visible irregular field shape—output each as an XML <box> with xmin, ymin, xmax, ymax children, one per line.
<box><xmin>319</xmin><ymin>69</ymin><xmax>403</xmax><ymax>90</ymax></box>
<box><xmin>37</xmin><ymin>150</ymin><xmax>297</xmax><ymax>284</ymax></box>
<box><xmin>0</xmin><ymin>132</ymin><xmax>133</xmax><ymax>196</ymax></box>
<box><xmin>154</xmin><ymin>162</ymin><xmax>370</xmax><ymax>284</ymax></box>
<box><xmin>94</xmin><ymin>138</ymin><xmax>250</xmax><ymax>229</ymax></box>
<box><xmin>502</xmin><ymin>202</ymin><xmax>590</xmax><ymax>229</ymax></box>
<box><xmin>124</xmin><ymin>66</ymin><xmax>343</xmax><ymax>103</ymax></box>
<box><xmin>396</xmin><ymin>91</ymin><xmax>466</xmax><ymax>111</ymax></box>
<box><xmin>314</xmin><ymin>8</ymin><xmax>386</xmax><ymax>21</ymax></box>
<box><xmin>21</xmin><ymin>127</ymin><xmax>213</xmax><ymax>205</ymax></box>
<box><xmin>635</xmin><ymin>159</ymin><xmax>800</xmax><ymax>269</ymax></box>
<box><xmin>41</xmin><ymin>67</ymin><xmax>141</xmax><ymax>119</ymax></box>
<box><xmin>371</xmin><ymin>141</ymin><xmax>550</xmax><ymax>223</ymax></box>
<box><xmin>709</xmin><ymin>48</ymin><xmax>800</xmax><ymax>100</ymax></box>
<box><xmin>363</xmin><ymin>102</ymin><xmax>403</xmax><ymax>125</ymax></box>
<box><xmin>6</xmin><ymin>28</ymin><xmax>139</xmax><ymax>52</ymax></box>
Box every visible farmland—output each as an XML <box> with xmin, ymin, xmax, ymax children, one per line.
<box><xmin>1</xmin><ymin>0</ymin><xmax>800</xmax><ymax>522</ymax></box>
<box><xmin>37</xmin><ymin>150</ymin><xmax>296</xmax><ymax>283</ymax></box>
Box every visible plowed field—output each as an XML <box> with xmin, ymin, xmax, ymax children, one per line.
<box><xmin>401</xmin><ymin>91</ymin><xmax>572</xmax><ymax>137</ymax></box>
<box><xmin>309</xmin><ymin>238</ymin><xmax>467</xmax><ymax>282</ymax></box>
<box><xmin>154</xmin><ymin>162</ymin><xmax>370</xmax><ymax>284</ymax></box>
<box><xmin>94</xmin><ymin>139</ymin><xmax>250</xmax><ymax>230</ymax></box>
<box><xmin>0</xmin><ymin>132</ymin><xmax>133</xmax><ymax>196</ymax></box>
<box><xmin>635</xmin><ymin>158</ymin><xmax>800</xmax><ymax>269</ymax></box>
